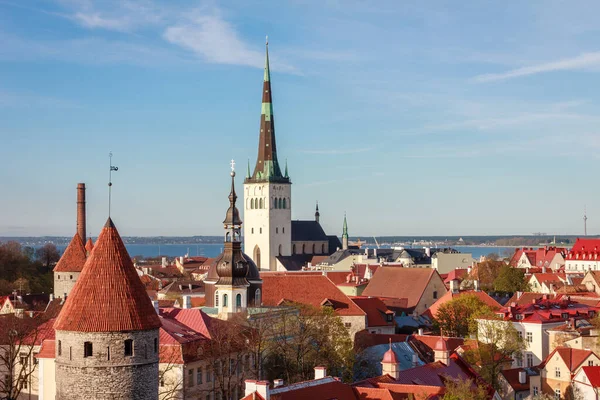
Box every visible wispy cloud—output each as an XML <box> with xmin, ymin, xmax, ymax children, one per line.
<box><xmin>163</xmin><ymin>12</ymin><xmax>298</xmax><ymax>73</ymax></box>
<box><xmin>300</xmin><ymin>146</ymin><xmax>375</xmax><ymax>155</ymax></box>
<box><xmin>72</xmin><ymin>12</ymin><xmax>133</xmax><ymax>31</ymax></box>
<box><xmin>473</xmin><ymin>52</ymin><xmax>600</xmax><ymax>83</ymax></box>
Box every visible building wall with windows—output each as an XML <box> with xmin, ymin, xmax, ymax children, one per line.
<box><xmin>537</xmin><ymin>352</ymin><xmax>600</xmax><ymax>399</ymax></box>
<box><xmin>53</xmin><ymin>272</ymin><xmax>81</xmax><ymax>299</ymax></box>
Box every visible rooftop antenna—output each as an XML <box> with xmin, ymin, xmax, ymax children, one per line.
<box><xmin>108</xmin><ymin>152</ymin><xmax>119</xmax><ymax>217</ymax></box>
<box><xmin>584</xmin><ymin>205</ymin><xmax>588</xmax><ymax>236</ymax></box>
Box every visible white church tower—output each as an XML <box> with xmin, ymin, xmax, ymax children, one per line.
<box><xmin>244</xmin><ymin>37</ymin><xmax>292</xmax><ymax>271</ymax></box>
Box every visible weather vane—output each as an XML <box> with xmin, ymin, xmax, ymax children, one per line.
<box><xmin>108</xmin><ymin>152</ymin><xmax>119</xmax><ymax>217</ymax></box>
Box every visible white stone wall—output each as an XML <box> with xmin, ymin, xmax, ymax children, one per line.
<box><xmin>55</xmin><ymin>329</ymin><xmax>159</xmax><ymax>400</ymax></box>
<box><xmin>53</xmin><ymin>272</ymin><xmax>80</xmax><ymax>299</ymax></box>
<box><xmin>573</xmin><ymin>369</ymin><xmax>598</xmax><ymax>400</ymax></box>
<box><xmin>566</xmin><ymin>259</ymin><xmax>600</xmax><ymax>272</ymax></box>
<box><xmin>243</xmin><ymin>182</ymin><xmax>292</xmax><ymax>271</ymax></box>
<box><xmin>341</xmin><ymin>315</ymin><xmax>367</xmax><ymax>340</ymax></box>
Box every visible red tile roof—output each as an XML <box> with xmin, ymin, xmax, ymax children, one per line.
<box><xmin>261</xmin><ymin>275</ymin><xmax>365</xmax><ymax>317</ymax></box>
<box><xmin>505</xmin><ymin>292</ymin><xmax>556</xmax><ymax>306</ymax></box>
<box><xmin>270</xmin><ymin>378</ymin><xmax>357</xmax><ymax>400</ymax></box>
<box><xmin>424</xmin><ymin>291</ymin><xmax>501</xmax><ymax>319</ymax></box>
<box><xmin>500</xmin><ymin>368</ymin><xmax>530</xmax><ymax>392</ymax></box>
<box><xmin>351</xmin><ymin>297</ymin><xmax>395</xmax><ymax>327</ymax></box>
<box><xmin>36</xmin><ymin>339</ymin><xmax>55</xmax><ymax>359</ymax></box>
<box><xmin>492</xmin><ymin>299</ymin><xmax>598</xmax><ymax>324</ymax></box>
<box><xmin>567</xmin><ymin>239</ymin><xmax>600</xmax><ymax>261</ymax></box>
<box><xmin>443</xmin><ymin>268</ymin><xmax>469</xmax><ymax>284</ymax></box>
<box><xmin>539</xmin><ymin>347</ymin><xmax>597</xmax><ymax>372</ymax></box>
<box><xmin>362</xmin><ymin>268</ymin><xmax>442</xmax><ymax>309</ymax></box>
<box><xmin>85</xmin><ymin>238</ymin><xmax>94</xmax><ymax>254</ymax></box>
<box><xmin>54</xmin><ymin>218</ymin><xmax>161</xmax><ymax>332</ymax></box>
<box><xmin>581</xmin><ymin>366</ymin><xmax>600</xmax><ymax>388</ymax></box>
<box><xmin>412</xmin><ymin>334</ymin><xmax>464</xmax><ymax>354</ymax></box>
<box><xmin>510</xmin><ymin>246</ymin><xmax>566</xmax><ymax>268</ymax></box>
<box><xmin>53</xmin><ymin>233</ymin><xmax>87</xmax><ymax>272</ymax></box>
<box><xmin>354</xmin><ymin>331</ymin><xmax>410</xmax><ymax>352</ymax></box>
<box><xmin>159</xmin><ymin>308</ymin><xmax>213</xmax><ymax>338</ymax></box>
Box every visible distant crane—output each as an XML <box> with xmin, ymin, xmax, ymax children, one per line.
<box><xmin>373</xmin><ymin>236</ymin><xmax>380</xmax><ymax>249</ymax></box>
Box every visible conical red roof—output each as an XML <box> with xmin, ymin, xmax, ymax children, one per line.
<box><xmin>53</xmin><ymin>234</ymin><xmax>87</xmax><ymax>272</ymax></box>
<box><xmin>54</xmin><ymin>218</ymin><xmax>161</xmax><ymax>332</ymax></box>
<box><xmin>85</xmin><ymin>238</ymin><xmax>94</xmax><ymax>254</ymax></box>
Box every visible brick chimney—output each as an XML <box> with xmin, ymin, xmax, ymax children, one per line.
<box><xmin>77</xmin><ymin>183</ymin><xmax>86</xmax><ymax>244</ymax></box>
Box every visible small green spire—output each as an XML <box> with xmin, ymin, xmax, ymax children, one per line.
<box><xmin>246</xmin><ymin>159</ymin><xmax>251</xmax><ymax>179</ymax></box>
<box><xmin>343</xmin><ymin>213</ymin><xmax>348</xmax><ymax>238</ymax></box>
<box><xmin>284</xmin><ymin>159</ymin><xmax>289</xmax><ymax>178</ymax></box>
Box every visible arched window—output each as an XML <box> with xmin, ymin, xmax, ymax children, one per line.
<box><xmin>215</xmin><ymin>291</ymin><xmax>219</xmax><ymax>307</ymax></box>
<box><xmin>274</xmin><ymin>198</ymin><xmax>278</xmax><ymax>209</ymax></box>
<box><xmin>321</xmin><ymin>244</ymin><xmax>325</xmax><ymax>254</ymax></box>
<box><xmin>292</xmin><ymin>244</ymin><xmax>296</xmax><ymax>254</ymax></box>
<box><xmin>223</xmin><ymin>294</ymin><xmax>228</xmax><ymax>307</ymax></box>
<box><xmin>236</xmin><ymin>294</ymin><xmax>242</xmax><ymax>308</ymax></box>
<box><xmin>301</xmin><ymin>244</ymin><xmax>305</xmax><ymax>254</ymax></box>
<box><xmin>251</xmin><ymin>199</ymin><xmax>254</xmax><ymax>209</ymax></box>
<box><xmin>279</xmin><ymin>198</ymin><xmax>283</xmax><ymax>209</ymax></box>
<box><xmin>254</xmin><ymin>246</ymin><xmax>261</xmax><ymax>269</ymax></box>
<box><xmin>255</xmin><ymin>289</ymin><xmax>261</xmax><ymax>306</ymax></box>
<box><xmin>278</xmin><ymin>244</ymin><xmax>282</xmax><ymax>256</ymax></box>
<box><xmin>276</xmin><ymin>227</ymin><xmax>279</xmax><ymax>234</ymax></box>
<box><xmin>312</xmin><ymin>244</ymin><xmax>316</xmax><ymax>254</ymax></box>
<box><xmin>283</xmin><ymin>198</ymin><xmax>286</xmax><ymax>209</ymax></box>
<box><xmin>259</xmin><ymin>198</ymin><xmax>264</xmax><ymax>209</ymax></box>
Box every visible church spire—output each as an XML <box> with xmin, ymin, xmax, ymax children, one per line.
<box><xmin>342</xmin><ymin>213</ymin><xmax>349</xmax><ymax>250</ymax></box>
<box><xmin>247</xmin><ymin>36</ymin><xmax>288</xmax><ymax>183</ymax></box>
<box><xmin>315</xmin><ymin>201</ymin><xmax>320</xmax><ymax>222</ymax></box>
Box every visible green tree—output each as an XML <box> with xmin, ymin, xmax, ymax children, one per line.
<box><xmin>472</xmin><ymin>260</ymin><xmax>505</xmax><ymax>291</ymax></box>
<box><xmin>35</xmin><ymin>243</ymin><xmax>60</xmax><ymax>269</ymax></box>
<box><xmin>434</xmin><ymin>294</ymin><xmax>494</xmax><ymax>338</ymax></box>
<box><xmin>264</xmin><ymin>304</ymin><xmax>354</xmax><ymax>383</ymax></box>
<box><xmin>442</xmin><ymin>377</ymin><xmax>489</xmax><ymax>400</ymax></box>
<box><xmin>464</xmin><ymin>318</ymin><xmax>525</xmax><ymax>390</ymax></box>
<box><xmin>493</xmin><ymin>266</ymin><xmax>529</xmax><ymax>293</ymax></box>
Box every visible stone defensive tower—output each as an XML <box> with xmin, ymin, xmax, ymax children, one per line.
<box><xmin>53</xmin><ymin>217</ymin><xmax>161</xmax><ymax>400</ymax></box>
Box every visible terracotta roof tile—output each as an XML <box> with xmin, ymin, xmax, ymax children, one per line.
<box><xmin>500</xmin><ymin>368</ymin><xmax>530</xmax><ymax>392</ymax></box>
<box><xmin>85</xmin><ymin>238</ymin><xmax>94</xmax><ymax>254</ymax></box>
<box><xmin>36</xmin><ymin>339</ymin><xmax>56</xmax><ymax>359</ymax></box>
<box><xmin>581</xmin><ymin>366</ymin><xmax>600</xmax><ymax>387</ymax></box>
<box><xmin>261</xmin><ymin>275</ymin><xmax>365</xmax><ymax>316</ymax></box>
<box><xmin>351</xmin><ymin>296</ymin><xmax>395</xmax><ymax>327</ymax></box>
<box><xmin>53</xmin><ymin>233</ymin><xmax>87</xmax><ymax>272</ymax></box>
<box><xmin>539</xmin><ymin>347</ymin><xmax>597</xmax><ymax>372</ymax></box>
<box><xmin>54</xmin><ymin>218</ymin><xmax>161</xmax><ymax>332</ymax></box>
<box><xmin>362</xmin><ymin>268</ymin><xmax>443</xmax><ymax>309</ymax></box>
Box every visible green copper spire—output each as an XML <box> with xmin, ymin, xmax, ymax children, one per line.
<box><xmin>246</xmin><ymin>159</ymin><xmax>251</xmax><ymax>179</ymax></box>
<box><xmin>246</xmin><ymin>36</ymin><xmax>288</xmax><ymax>184</ymax></box>
<box><xmin>284</xmin><ymin>159</ymin><xmax>289</xmax><ymax>178</ymax></box>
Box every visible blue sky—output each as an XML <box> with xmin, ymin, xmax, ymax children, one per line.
<box><xmin>1</xmin><ymin>0</ymin><xmax>600</xmax><ymax>237</ymax></box>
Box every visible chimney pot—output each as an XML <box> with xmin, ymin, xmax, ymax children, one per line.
<box><xmin>244</xmin><ymin>380</ymin><xmax>257</xmax><ymax>397</ymax></box>
<box><xmin>314</xmin><ymin>366</ymin><xmax>327</xmax><ymax>379</ymax></box>
<box><xmin>255</xmin><ymin>381</ymin><xmax>270</xmax><ymax>400</ymax></box>
<box><xmin>518</xmin><ymin>370</ymin><xmax>527</xmax><ymax>384</ymax></box>
<box><xmin>418</xmin><ymin>328</ymin><xmax>424</xmax><ymax>336</ymax></box>
<box><xmin>273</xmin><ymin>379</ymin><xmax>284</xmax><ymax>388</ymax></box>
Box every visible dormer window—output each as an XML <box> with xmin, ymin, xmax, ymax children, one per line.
<box><xmin>515</xmin><ymin>314</ymin><xmax>524</xmax><ymax>320</ymax></box>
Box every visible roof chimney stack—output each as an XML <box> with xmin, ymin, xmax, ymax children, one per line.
<box><xmin>518</xmin><ymin>370</ymin><xmax>526</xmax><ymax>384</ymax></box>
<box><xmin>77</xmin><ymin>183</ymin><xmax>86</xmax><ymax>244</ymax></box>
<box><xmin>314</xmin><ymin>366</ymin><xmax>327</xmax><ymax>379</ymax></box>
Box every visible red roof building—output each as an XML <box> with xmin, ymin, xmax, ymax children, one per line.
<box><xmin>423</xmin><ymin>290</ymin><xmax>501</xmax><ymax>320</ymax></box>
<box><xmin>54</xmin><ymin>218</ymin><xmax>161</xmax><ymax>332</ymax></box>
<box><xmin>362</xmin><ymin>267</ymin><xmax>448</xmax><ymax>315</ymax></box>
<box><xmin>510</xmin><ymin>246</ymin><xmax>567</xmax><ymax>270</ymax></box>
<box><xmin>566</xmin><ymin>238</ymin><xmax>600</xmax><ymax>272</ymax></box>
<box><xmin>350</xmin><ymin>296</ymin><xmax>396</xmax><ymax>334</ymax></box>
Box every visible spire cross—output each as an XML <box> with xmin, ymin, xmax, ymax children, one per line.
<box><xmin>230</xmin><ymin>159</ymin><xmax>236</xmax><ymax>173</ymax></box>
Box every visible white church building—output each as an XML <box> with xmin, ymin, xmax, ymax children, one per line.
<box><xmin>243</xmin><ymin>39</ymin><xmax>341</xmax><ymax>271</ymax></box>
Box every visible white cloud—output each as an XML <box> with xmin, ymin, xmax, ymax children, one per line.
<box><xmin>163</xmin><ymin>13</ymin><xmax>298</xmax><ymax>73</ymax></box>
<box><xmin>473</xmin><ymin>52</ymin><xmax>600</xmax><ymax>82</ymax></box>
<box><xmin>72</xmin><ymin>12</ymin><xmax>133</xmax><ymax>31</ymax></box>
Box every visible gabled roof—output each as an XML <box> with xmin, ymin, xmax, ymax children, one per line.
<box><xmin>444</xmin><ymin>268</ymin><xmax>469</xmax><ymax>284</ymax></box>
<box><xmin>261</xmin><ymin>274</ymin><xmax>365</xmax><ymax>316</ymax></box>
<box><xmin>362</xmin><ymin>267</ymin><xmax>442</xmax><ymax>309</ymax></box>
<box><xmin>54</xmin><ymin>218</ymin><xmax>161</xmax><ymax>332</ymax></box>
<box><xmin>351</xmin><ymin>296</ymin><xmax>394</xmax><ymax>327</ymax></box>
<box><xmin>567</xmin><ymin>238</ymin><xmax>600</xmax><ymax>261</ymax></box>
<box><xmin>510</xmin><ymin>246</ymin><xmax>566</xmax><ymax>268</ymax></box>
<box><xmin>500</xmin><ymin>368</ymin><xmax>531</xmax><ymax>392</ymax></box>
<box><xmin>53</xmin><ymin>233</ymin><xmax>87</xmax><ymax>272</ymax></box>
<box><xmin>291</xmin><ymin>220</ymin><xmax>329</xmax><ymax>241</ymax></box>
<box><xmin>580</xmin><ymin>366</ymin><xmax>600</xmax><ymax>387</ymax></box>
<box><xmin>539</xmin><ymin>347</ymin><xmax>597</xmax><ymax>372</ymax></box>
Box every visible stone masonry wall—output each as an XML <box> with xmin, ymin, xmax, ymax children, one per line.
<box><xmin>55</xmin><ymin>329</ymin><xmax>159</xmax><ymax>400</ymax></box>
<box><xmin>53</xmin><ymin>272</ymin><xmax>80</xmax><ymax>299</ymax></box>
